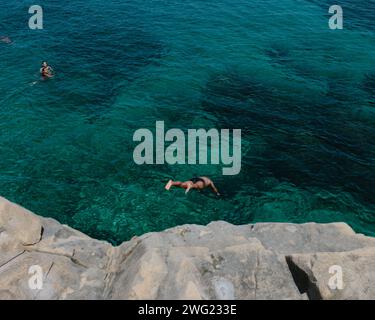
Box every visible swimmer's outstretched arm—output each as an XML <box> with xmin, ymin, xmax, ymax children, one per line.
<box><xmin>209</xmin><ymin>182</ymin><xmax>220</xmax><ymax>196</ymax></box>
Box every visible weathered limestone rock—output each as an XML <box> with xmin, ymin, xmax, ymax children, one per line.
<box><xmin>286</xmin><ymin>248</ymin><xmax>375</xmax><ymax>300</ymax></box>
<box><xmin>0</xmin><ymin>196</ymin><xmax>374</xmax><ymax>300</ymax></box>
<box><xmin>0</xmin><ymin>198</ymin><xmax>42</xmax><ymax>246</ymax></box>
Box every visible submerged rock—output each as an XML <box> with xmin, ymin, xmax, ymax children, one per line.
<box><xmin>0</xmin><ymin>196</ymin><xmax>374</xmax><ymax>300</ymax></box>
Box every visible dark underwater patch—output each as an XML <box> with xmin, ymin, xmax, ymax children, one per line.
<box><xmin>200</xmin><ymin>70</ymin><xmax>375</xmax><ymax>203</ymax></box>
<box><xmin>265</xmin><ymin>45</ymin><xmax>291</xmax><ymax>65</ymax></box>
<box><xmin>42</xmin><ymin>28</ymin><xmax>164</xmax><ymax>120</ymax></box>
<box><xmin>362</xmin><ymin>72</ymin><xmax>375</xmax><ymax>98</ymax></box>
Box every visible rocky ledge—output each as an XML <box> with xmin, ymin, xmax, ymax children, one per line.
<box><xmin>0</xmin><ymin>196</ymin><xmax>374</xmax><ymax>300</ymax></box>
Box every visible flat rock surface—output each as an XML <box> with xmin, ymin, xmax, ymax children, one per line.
<box><xmin>0</xmin><ymin>196</ymin><xmax>374</xmax><ymax>299</ymax></box>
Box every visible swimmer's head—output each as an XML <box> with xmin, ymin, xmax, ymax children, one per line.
<box><xmin>42</xmin><ymin>61</ymin><xmax>48</xmax><ymax>67</ymax></box>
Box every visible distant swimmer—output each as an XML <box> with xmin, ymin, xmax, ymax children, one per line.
<box><xmin>0</xmin><ymin>36</ymin><xmax>12</xmax><ymax>44</ymax></box>
<box><xmin>165</xmin><ymin>176</ymin><xmax>220</xmax><ymax>196</ymax></box>
<box><xmin>40</xmin><ymin>61</ymin><xmax>54</xmax><ymax>78</ymax></box>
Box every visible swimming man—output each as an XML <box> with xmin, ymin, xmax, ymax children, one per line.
<box><xmin>165</xmin><ymin>176</ymin><xmax>220</xmax><ymax>196</ymax></box>
<box><xmin>40</xmin><ymin>61</ymin><xmax>54</xmax><ymax>78</ymax></box>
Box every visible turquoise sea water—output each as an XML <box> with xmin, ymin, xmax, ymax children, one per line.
<box><xmin>0</xmin><ymin>0</ymin><xmax>374</xmax><ymax>244</ymax></box>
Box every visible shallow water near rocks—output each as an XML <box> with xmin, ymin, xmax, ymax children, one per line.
<box><xmin>0</xmin><ymin>0</ymin><xmax>374</xmax><ymax>244</ymax></box>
